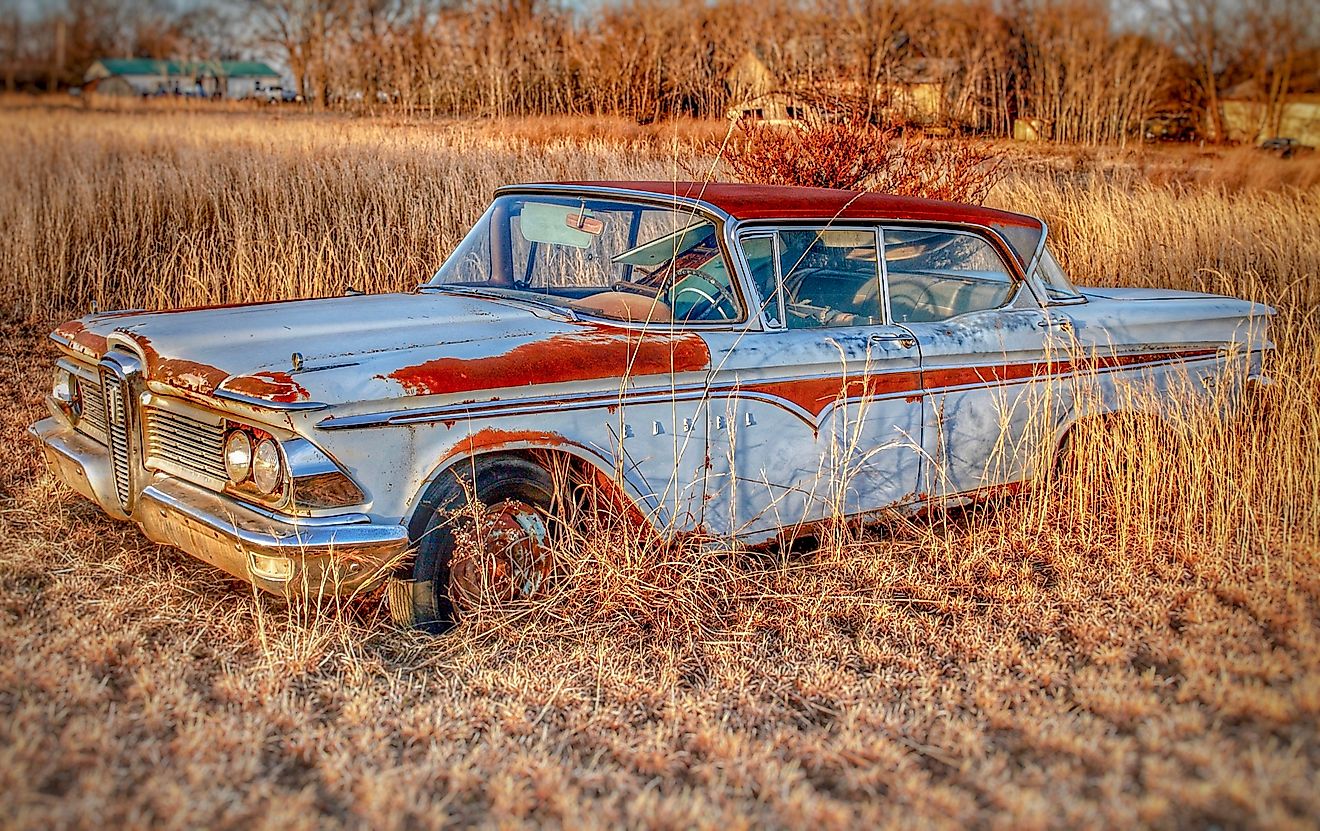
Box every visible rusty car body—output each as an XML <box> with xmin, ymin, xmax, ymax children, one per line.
<box><xmin>31</xmin><ymin>182</ymin><xmax>1273</xmax><ymax>630</ymax></box>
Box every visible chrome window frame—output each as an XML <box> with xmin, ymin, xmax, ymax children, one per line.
<box><xmin>735</xmin><ymin>229</ymin><xmax>785</xmax><ymax>330</ymax></box>
<box><xmin>1028</xmin><ymin>244</ymin><xmax>1088</xmax><ymax>307</ymax></box>
<box><xmin>736</xmin><ymin>217</ymin><xmax>1037</xmax><ymax>326</ymax></box>
<box><xmin>484</xmin><ymin>186</ymin><xmax>1068</xmax><ymax>330</ymax></box>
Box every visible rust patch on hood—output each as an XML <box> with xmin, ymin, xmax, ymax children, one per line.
<box><xmin>383</xmin><ymin>328</ymin><xmax>711</xmax><ymax>397</ymax></box>
<box><xmin>52</xmin><ymin>319</ymin><xmax>109</xmax><ymax>360</ymax></box>
<box><xmin>120</xmin><ymin>332</ymin><xmax>311</xmax><ymax>405</ymax></box>
<box><xmin>224</xmin><ymin>371</ymin><xmax>310</xmax><ymax>403</ymax></box>
<box><xmin>123</xmin><ymin>333</ymin><xmax>231</xmax><ymax>397</ymax></box>
<box><xmin>154</xmin><ymin>358</ymin><xmax>231</xmax><ymax>396</ymax></box>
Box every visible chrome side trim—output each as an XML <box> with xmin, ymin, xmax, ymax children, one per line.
<box><xmin>211</xmin><ymin>388</ymin><xmax>329</xmax><ymax>411</ymax></box>
<box><xmin>318</xmin><ymin>347</ymin><xmax>1228</xmax><ymax>431</ymax></box>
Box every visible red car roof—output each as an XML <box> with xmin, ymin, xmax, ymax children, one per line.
<box><xmin>529</xmin><ymin>181</ymin><xmax>1045</xmax><ymax>266</ymax></box>
<box><xmin>547</xmin><ymin>180</ymin><xmax>1031</xmax><ymax>226</ymax></box>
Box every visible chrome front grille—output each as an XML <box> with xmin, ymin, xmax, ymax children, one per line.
<box><xmin>100</xmin><ymin>367</ymin><xmax>132</xmax><ymax>511</ymax></box>
<box><xmin>144</xmin><ymin>406</ymin><xmax>227</xmax><ymax>484</ymax></box>
<box><xmin>79</xmin><ymin>376</ymin><xmax>107</xmax><ymax>440</ymax></box>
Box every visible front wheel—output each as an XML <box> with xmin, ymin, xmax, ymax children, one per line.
<box><xmin>389</xmin><ymin>455</ymin><xmax>562</xmax><ymax>634</ymax></box>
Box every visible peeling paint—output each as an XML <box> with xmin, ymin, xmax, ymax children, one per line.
<box><xmin>123</xmin><ymin>333</ymin><xmax>231</xmax><ymax>397</ymax></box>
<box><xmin>224</xmin><ymin>371</ymin><xmax>311</xmax><ymax>403</ymax></box>
<box><xmin>52</xmin><ymin>319</ymin><xmax>109</xmax><ymax>360</ymax></box>
<box><xmin>736</xmin><ymin>349</ymin><xmax>1221</xmax><ymax>424</ymax></box>
<box><xmin>444</xmin><ymin>427</ymin><xmax>570</xmax><ymax>461</ymax></box>
<box><xmin>382</xmin><ymin>328</ymin><xmax>711</xmax><ymax>397</ymax></box>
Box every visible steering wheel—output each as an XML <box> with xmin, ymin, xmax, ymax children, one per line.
<box><xmin>668</xmin><ymin>268</ymin><xmax>738</xmax><ymax>321</ymax></box>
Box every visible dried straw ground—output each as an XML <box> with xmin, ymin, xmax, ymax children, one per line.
<box><xmin>1</xmin><ymin>101</ymin><xmax>1318</xmax><ymax>829</ymax></box>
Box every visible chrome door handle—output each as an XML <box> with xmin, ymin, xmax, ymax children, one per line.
<box><xmin>1036</xmin><ymin>315</ymin><xmax>1072</xmax><ymax>330</ymax></box>
<box><xmin>869</xmin><ymin>333</ymin><xmax>916</xmax><ymax>349</ymax></box>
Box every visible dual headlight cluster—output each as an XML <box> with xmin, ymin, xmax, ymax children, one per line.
<box><xmin>223</xmin><ymin>428</ymin><xmax>284</xmax><ymax>495</ymax></box>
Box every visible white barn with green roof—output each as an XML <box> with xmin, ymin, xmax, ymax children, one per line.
<box><xmin>84</xmin><ymin>59</ymin><xmax>282</xmax><ymax>100</ymax></box>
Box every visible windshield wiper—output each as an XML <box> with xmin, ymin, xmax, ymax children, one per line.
<box><xmin>420</xmin><ymin>284</ymin><xmax>579</xmax><ymax>321</ymax></box>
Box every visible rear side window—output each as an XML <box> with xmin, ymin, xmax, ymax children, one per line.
<box><xmin>883</xmin><ymin>229</ymin><xmax>1017</xmax><ymax>323</ymax></box>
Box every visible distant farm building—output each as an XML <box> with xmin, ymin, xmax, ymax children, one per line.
<box><xmin>1220</xmin><ymin>81</ymin><xmax>1320</xmax><ymax>148</ymax></box>
<box><xmin>725</xmin><ymin>52</ymin><xmax>818</xmax><ymax>124</ymax></box>
<box><xmin>83</xmin><ymin>59</ymin><xmax>282</xmax><ymax>100</ymax></box>
<box><xmin>724</xmin><ymin>50</ymin><xmax>959</xmax><ymax>127</ymax></box>
<box><xmin>1013</xmin><ymin>117</ymin><xmax>1050</xmax><ymax>142</ymax></box>
<box><xmin>727</xmin><ymin>91</ymin><xmax>816</xmax><ymax>124</ymax></box>
<box><xmin>876</xmin><ymin>58</ymin><xmax>959</xmax><ymax>126</ymax></box>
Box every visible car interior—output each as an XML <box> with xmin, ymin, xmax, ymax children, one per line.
<box><xmin>513</xmin><ymin>200</ymin><xmax>743</xmax><ymax>323</ymax></box>
<box><xmin>741</xmin><ymin>227</ymin><xmax>1019</xmax><ymax>328</ymax></box>
<box><xmin>433</xmin><ymin>199</ymin><xmax>1020</xmax><ymax>328</ymax></box>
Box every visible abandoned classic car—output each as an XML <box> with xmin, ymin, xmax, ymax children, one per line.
<box><xmin>31</xmin><ymin>181</ymin><xmax>1272</xmax><ymax>631</ymax></box>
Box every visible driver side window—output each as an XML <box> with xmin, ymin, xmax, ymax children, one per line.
<box><xmin>774</xmin><ymin>228</ymin><xmax>885</xmax><ymax>329</ymax></box>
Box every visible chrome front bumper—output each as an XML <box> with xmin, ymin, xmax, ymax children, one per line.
<box><xmin>30</xmin><ymin>417</ymin><xmax>410</xmax><ymax>596</ymax></box>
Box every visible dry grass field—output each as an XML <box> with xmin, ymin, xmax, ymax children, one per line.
<box><xmin>2</xmin><ymin>100</ymin><xmax>1319</xmax><ymax>829</ymax></box>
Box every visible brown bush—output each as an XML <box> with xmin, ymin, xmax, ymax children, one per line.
<box><xmin>719</xmin><ymin>114</ymin><xmax>1005</xmax><ymax>204</ymax></box>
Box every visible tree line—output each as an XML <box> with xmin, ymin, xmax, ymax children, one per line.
<box><xmin>2</xmin><ymin>0</ymin><xmax>1315</xmax><ymax>145</ymax></box>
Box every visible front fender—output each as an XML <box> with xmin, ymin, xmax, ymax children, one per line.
<box><xmin>402</xmin><ymin>428</ymin><xmax>668</xmax><ymax>541</ymax></box>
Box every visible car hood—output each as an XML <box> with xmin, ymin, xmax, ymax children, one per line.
<box><xmin>53</xmin><ymin>291</ymin><xmax>712</xmax><ymax>408</ymax></box>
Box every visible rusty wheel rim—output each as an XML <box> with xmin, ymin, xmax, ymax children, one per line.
<box><xmin>449</xmin><ymin>499</ymin><xmax>554</xmax><ymax>609</ymax></box>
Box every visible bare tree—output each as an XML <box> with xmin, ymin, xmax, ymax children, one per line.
<box><xmin>1161</xmin><ymin>0</ymin><xmax>1237</xmax><ymax>141</ymax></box>
<box><xmin>246</xmin><ymin>0</ymin><xmax>348</xmax><ymax>105</ymax></box>
<box><xmin>1241</xmin><ymin>0</ymin><xmax>1318</xmax><ymax>139</ymax></box>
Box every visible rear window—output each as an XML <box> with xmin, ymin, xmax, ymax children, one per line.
<box><xmin>990</xmin><ymin>221</ymin><xmax>1044</xmax><ymax>270</ymax></box>
<box><xmin>1033</xmin><ymin>246</ymin><xmax>1083</xmax><ymax>303</ymax></box>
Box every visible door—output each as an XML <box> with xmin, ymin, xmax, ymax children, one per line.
<box><xmin>882</xmin><ymin>226</ymin><xmax>1061</xmax><ymax>498</ymax></box>
<box><xmin>701</xmin><ymin>227</ymin><xmax>924</xmax><ymax>541</ymax></box>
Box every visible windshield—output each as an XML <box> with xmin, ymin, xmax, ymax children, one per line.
<box><xmin>427</xmin><ymin>194</ymin><xmax>743</xmax><ymax>324</ymax></box>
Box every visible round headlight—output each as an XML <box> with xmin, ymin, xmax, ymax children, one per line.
<box><xmin>251</xmin><ymin>438</ymin><xmax>284</xmax><ymax>494</ymax></box>
<box><xmin>224</xmin><ymin>430</ymin><xmax>253</xmax><ymax>484</ymax></box>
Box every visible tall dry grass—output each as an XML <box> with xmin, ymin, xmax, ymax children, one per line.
<box><xmin>0</xmin><ymin>106</ymin><xmax>709</xmax><ymax>319</ymax></box>
<box><xmin>2</xmin><ymin>104</ymin><xmax>1319</xmax><ymax>828</ymax></box>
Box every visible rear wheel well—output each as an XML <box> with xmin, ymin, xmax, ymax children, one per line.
<box><xmin>1053</xmin><ymin>410</ymin><xmax>1174</xmax><ymax>473</ymax></box>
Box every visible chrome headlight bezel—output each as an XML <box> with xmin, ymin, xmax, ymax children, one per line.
<box><xmin>251</xmin><ymin>438</ymin><xmax>284</xmax><ymax>495</ymax></box>
<box><xmin>219</xmin><ymin>424</ymin><xmax>364</xmax><ymax>512</ymax></box>
<box><xmin>223</xmin><ymin>430</ymin><xmax>253</xmax><ymax>484</ymax></box>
